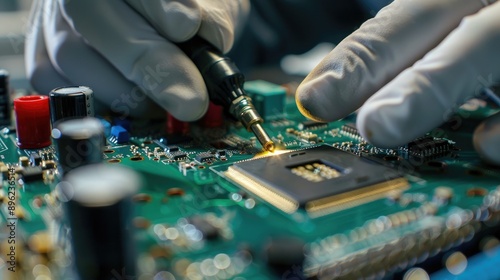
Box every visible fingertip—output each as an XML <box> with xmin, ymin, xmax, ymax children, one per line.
<box><xmin>295</xmin><ymin>78</ymin><xmax>341</xmax><ymax>123</ymax></box>
<box><xmin>356</xmin><ymin>101</ymin><xmax>411</xmax><ymax>149</ymax></box>
<box><xmin>356</xmin><ymin>105</ymin><xmax>394</xmax><ymax>148</ymax></box>
<box><xmin>158</xmin><ymin>83</ymin><xmax>209</xmax><ymax>122</ymax></box>
<box><xmin>295</xmin><ymin>83</ymin><xmax>328</xmax><ymax>123</ymax></box>
<box><xmin>473</xmin><ymin>114</ymin><xmax>500</xmax><ymax>166</ymax></box>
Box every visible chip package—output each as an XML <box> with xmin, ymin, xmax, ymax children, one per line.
<box><xmin>225</xmin><ymin>145</ymin><xmax>408</xmax><ymax>217</ymax></box>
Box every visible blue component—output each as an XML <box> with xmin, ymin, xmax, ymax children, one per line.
<box><xmin>113</xmin><ymin>118</ymin><xmax>131</xmax><ymax>131</ymax></box>
<box><xmin>99</xmin><ymin>119</ymin><xmax>112</xmax><ymax>137</ymax></box>
<box><xmin>110</xmin><ymin>125</ymin><xmax>130</xmax><ymax>143</ymax></box>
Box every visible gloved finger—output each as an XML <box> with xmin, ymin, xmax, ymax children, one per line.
<box><xmin>124</xmin><ymin>0</ymin><xmax>202</xmax><ymax>42</ymax></box>
<box><xmin>125</xmin><ymin>0</ymin><xmax>249</xmax><ymax>53</ymax></box>
<box><xmin>59</xmin><ymin>0</ymin><xmax>209</xmax><ymax>122</ymax></box>
<box><xmin>42</xmin><ymin>0</ymin><xmax>164</xmax><ymax>119</ymax></box>
<box><xmin>474</xmin><ymin>112</ymin><xmax>500</xmax><ymax>165</ymax></box>
<box><xmin>25</xmin><ymin>0</ymin><xmax>71</xmax><ymax>94</ymax></box>
<box><xmin>357</xmin><ymin>2</ymin><xmax>500</xmax><ymax>148</ymax></box>
<box><xmin>296</xmin><ymin>0</ymin><xmax>485</xmax><ymax>122</ymax></box>
<box><xmin>196</xmin><ymin>0</ymin><xmax>250</xmax><ymax>53</ymax></box>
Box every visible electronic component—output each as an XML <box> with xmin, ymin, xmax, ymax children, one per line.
<box><xmin>200</xmin><ymin>102</ymin><xmax>225</xmax><ymax>128</ymax></box>
<box><xmin>166</xmin><ymin>112</ymin><xmax>190</xmax><ymax>135</ymax></box>
<box><xmin>244</xmin><ymin>80</ymin><xmax>286</xmax><ymax>121</ymax></box>
<box><xmin>19</xmin><ymin>156</ymin><xmax>29</xmax><ymax>167</ymax></box>
<box><xmin>195</xmin><ymin>153</ymin><xmax>215</xmax><ymax>163</ymax></box>
<box><xmin>52</xmin><ymin>117</ymin><xmax>104</xmax><ymax>174</ymax></box>
<box><xmin>401</xmin><ymin>136</ymin><xmax>455</xmax><ymax>161</ymax></box>
<box><xmin>286</xmin><ymin>128</ymin><xmax>319</xmax><ymax>143</ymax></box>
<box><xmin>14</xmin><ymin>95</ymin><xmax>51</xmax><ymax>149</ymax></box>
<box><xmin>298</xmin><ymin>120</ymin><xmax>327</xmax><ymax>130</ymax></box>
<box><xmin>225</xmin><ymin>145</ymin><xmax>408</xmax><ymax>217</ymax></box>
<box><xmin>264</xmin><ymin>237</ymin><xmax>305</xmax><ymax>276</ymax></box>
<box><xmin>166</xmin><ymin>145</ymin><xmax>179</xmax><ymax>153</ymax></box>
<box><xmin>21</xmin><ymin>166</ymin><xmax>44</xmax><ymax>182</ymax></box>
<box><xmin>49</xmin><ymin>86</ymin><xmax>94</xmax><ymax>124</ymax></box>
<box><xmin>171</xmin><ymin>152</ymin><xmax>188</xmax><ymax>161</ymax></box>
<box><xmin>187</xmin><ymin>216</ymin><xmax>220</xmax><ymax>240</ymax></box>
<box><xmin>110</xmin><ymin>125</ymin><xmax>130</xmax><ymax>144</ymax></box>
<box><xmin>61</xmin><ymin>164</ymin><xmax>139</xmax><ymax>280</ymax></box>
<box><xmin>340</xmin><ymin>122</ymin><xmax>362</xmax><ymax>138</ymax></box>
<box><xmin>177</xmin><ymin>36</ymin><xmax>274</xmax><ymax>152</ymax></box>
<box><xmin>0</xmin><ymin>69</ymin><xmax>11</xmax><ymax>126</ymax></box>
<box><xmin>30</xmin><ymin>153</ymin><xmax>42</xmax><ymax>166</ymax></box>
<box><xmin>216</xmin><ymin>149</ymin><xmax>227</xmax><ymax>160</ymax></box>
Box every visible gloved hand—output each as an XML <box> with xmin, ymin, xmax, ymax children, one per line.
<box><xmin>25</xmin><ymin>0</ymin><xmax>249</xmax><ymax>121</ymax></box>
<box><xmin>296</xmin><ymin>0</ymin><xmax>500</xmax><ymax>164</ymax></box>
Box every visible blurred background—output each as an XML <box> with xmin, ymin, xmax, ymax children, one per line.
<box><xmin>0</xmin><ymin>0</ymin><xmax>31</xmax><ymax>89</ymax></box>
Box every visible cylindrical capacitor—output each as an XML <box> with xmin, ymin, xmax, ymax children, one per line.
<box><xmin>14</xmin><ymin>95</ymin><xmax>51</xmax><ymax>149</ymax></box>
<box><xmin>49</xmin><ymin>86</ymin><xmax>94</xmax><ymax>124</ymax></box>
<box><xmin>60</xmin><ymin>164</ymin><xmax>139</xmax><ymax>280</ymax></box>
<box><xmin>52</xmin><ymin>117</ymin><xmax>103</xmax><ymax>175</ymax></box>
<box><xmin>0</xmin><ymin>69</ymin><xmax>11</xmax><ymax>126</ymax></box>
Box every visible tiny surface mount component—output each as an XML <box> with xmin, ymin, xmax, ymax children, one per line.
<box><xmin>286</xmin><ymin>128</ymin><xmax>320</xmax><ymax>143</ymax></box>
<box><xmin>170</xmin><ymin>152</ymin><xmax>188</xmax><ymax>161</ymax></box>
<box><xmin>195</xmin><ymin>152</ymin><xmax>215</xmax><ymax>163</ymax></box>
<box><xmin>298</xmin><ymin>120</ymin><xmax>328</xmax><ymax>130</ymax></box>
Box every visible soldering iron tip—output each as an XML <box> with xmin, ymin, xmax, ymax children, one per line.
<box><xmin>265</xmin><ymin>141</ymin><xmax>275</xmax><ymax>153</ymax></box>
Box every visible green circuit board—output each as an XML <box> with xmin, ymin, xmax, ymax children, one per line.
<box><xmin>1</xmin><ymin>80</ymin><xmax>500</xmax><ymax>279</ymax></box>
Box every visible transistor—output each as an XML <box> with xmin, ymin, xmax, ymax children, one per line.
<box><xmin>195</xmin><ymin>153</ymin><xmax>215</xmax><ymax>163</ymax></box>
<box><xmin>171</xmin><ymin>152</ymin><xmax>188</xmax><ymax>161</ymax></box>
<box><xmin>30</xmin><ymin>153</ymin><xmax>42</xmax><ymax>166</ymax></box>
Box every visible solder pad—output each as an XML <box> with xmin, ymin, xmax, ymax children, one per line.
<box><xmin>225</xmin><ymin>145</ymin><xmax>409</xmax><ymax>217</ymax></box>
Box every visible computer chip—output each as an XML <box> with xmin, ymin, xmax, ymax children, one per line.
<box><xmin>225</xmin><ymin>145</ymin><xmax>408</xmax><ymax>217</ymax></box>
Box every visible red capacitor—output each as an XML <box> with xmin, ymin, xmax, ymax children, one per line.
<box><xmin>200</xmin><ymin>102</ymin><xmax>224</xmax><ymax>128</ymax></box>
<box><xmin>166</xmin><ymin>112</ymin><xmax>189</xmax><ymax>135</ymax></box>
<box><xmin>14</xmin><ymin>95</ymin><xmax>51</xmax><ymax>149</ymax></box>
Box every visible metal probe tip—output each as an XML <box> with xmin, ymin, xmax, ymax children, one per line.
<box><xmin>250</xmin><ymin>123</ymin><xmax>275</xmax><ymax>152</ymax></box>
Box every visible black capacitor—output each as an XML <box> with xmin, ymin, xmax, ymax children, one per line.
<box><xmin>49</xmin><ymin>86</ymin><xmax>94</xmax><ymax>124</ymax></box>
<box><xmin>52</xmin><ymin>117</ymin><xmax>103</xmax><ymax>175</ymax></box>
<box><xmin>0</xmin><ymin>70</ymin><xmax>11</xmax><ymax>126</ymax></box>
<box><xmin>60</xmin><ymin>163</ymin><xmax>139</xmax><ymax>280</ymax></box>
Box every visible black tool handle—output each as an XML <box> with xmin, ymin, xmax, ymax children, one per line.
<box><xmin>176</xmin><ymin>36</ymin><xmax>246</xmax><ymax>107</ymax></box>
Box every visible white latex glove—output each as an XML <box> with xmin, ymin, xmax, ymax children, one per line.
<box><xmin>296</xmin><ymin>0</ymin><xmax>500</xmax><ymax>165</ymax></box>
<box><xmin>25</xmin><ymin>0</ymin><xmax>249</xmax><ymax>121</ymax></box>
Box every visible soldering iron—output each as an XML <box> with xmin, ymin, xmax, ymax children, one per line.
<box><xmin>177</xmin><ymin>36</ymin><xmax>275</xmax><ymax>152</ymax></box>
